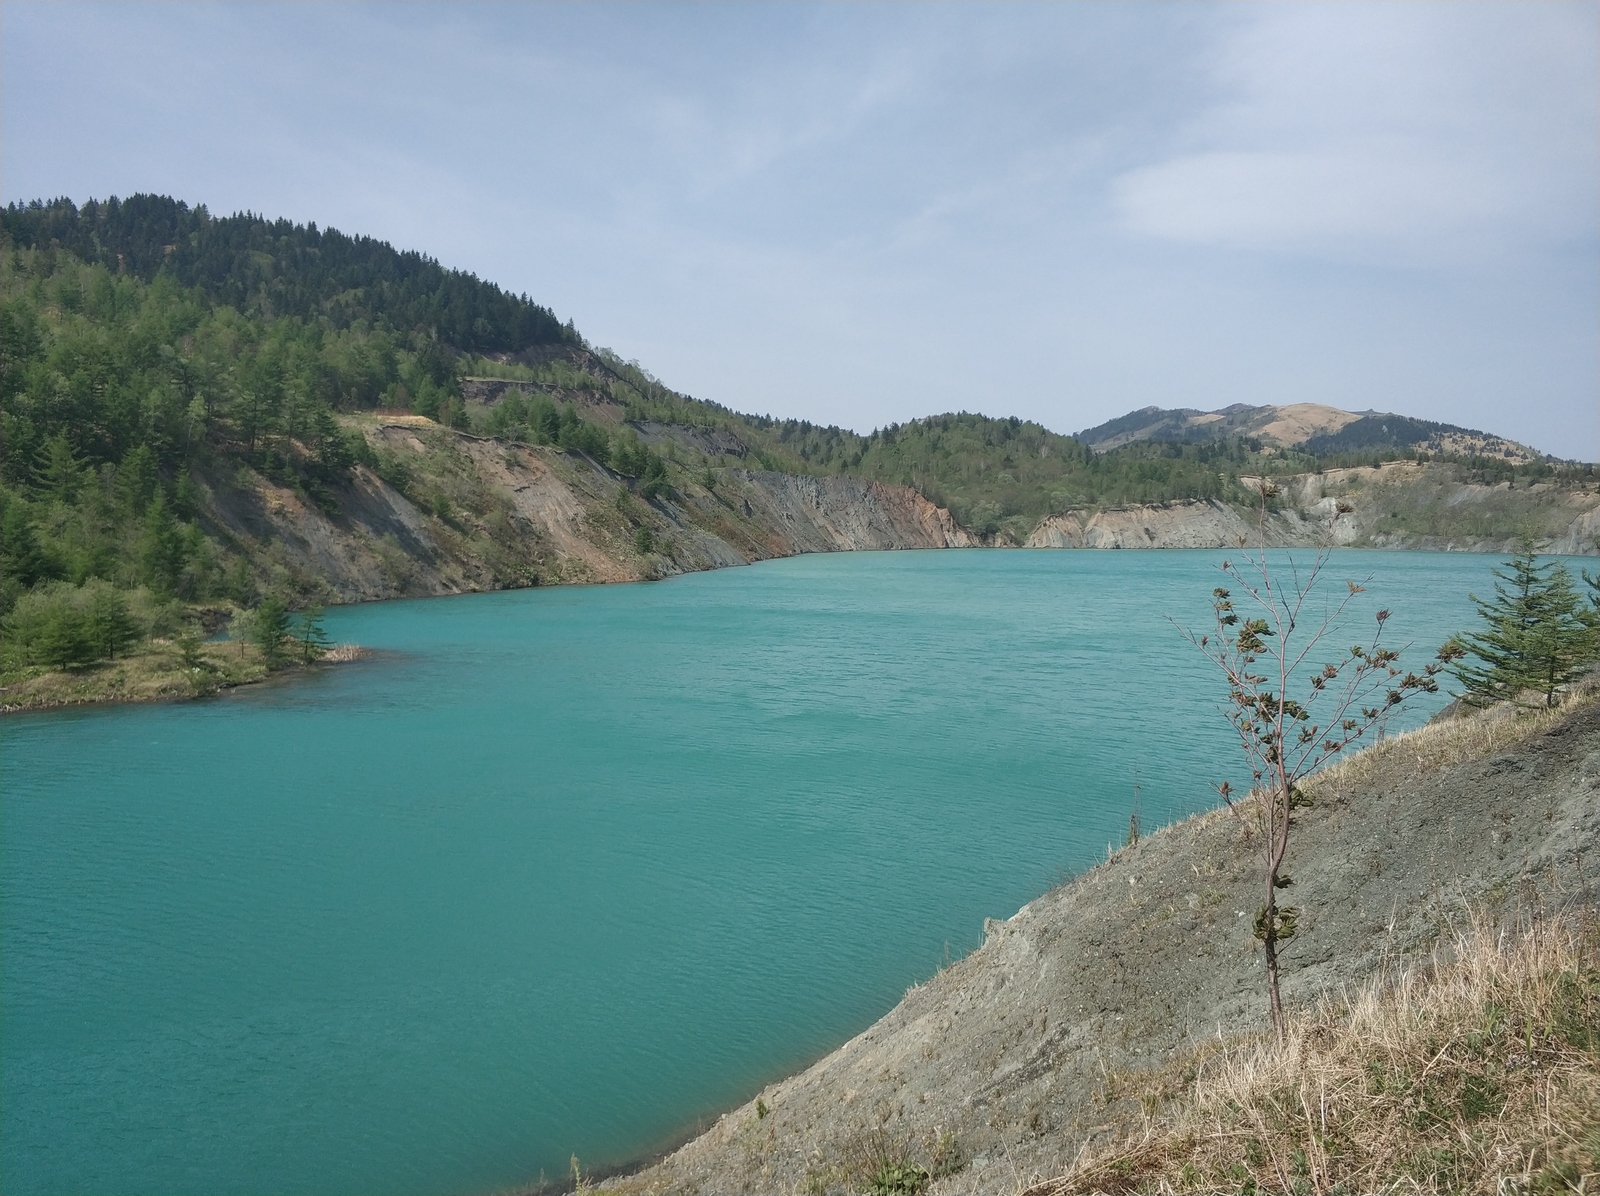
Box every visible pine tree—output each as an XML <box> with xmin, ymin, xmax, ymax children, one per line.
<box><xmin>139</xmin><ymin>495</ymin><xmax>188</xmax><ymax>597</ymax></box>
<box><xmin>251</xmin><ymin>595</ymin><xmax>292</xmax><ymax>667</ymax></box>
<box><xmin>38</xmin><ymin>601</ymin><xmax>94</xmax><ymax>669</ymax></box>
<box><xmin>0</xmin><ymin>492</ymin><xmax>57</xmax><ymax>589</ymax></box>
<box><xmin>178</xmin><ymin>628</ymin><xmax>206</xmax><ymax>671</ymax></box>
<box><xmin>84</xmin><ymin>583</ymin><xmax>141</xmax><ymax>661</ymax></box>
<box><xmin>311</xmin><ymin>407</ymin><xmax>355</xmax><ymax>472</ymax></box>
<box><xmin>293</xmin><ymin>604</ymin><xmax>332</xmax><ymax>663</ymax></box>
<box><xmin>33</xmin><ymin>434</ymin><xmax>84</xmax><ymax>504</ymax></box>
<box><xmin>1450</xmin><ymin>546</ymin><xmax>1597</xmax><ymax>708</ymax></box>
<box><xmin>117</xmin><ymin>445</ymin><xmax>159</xmax><ymax>516</ymax></box>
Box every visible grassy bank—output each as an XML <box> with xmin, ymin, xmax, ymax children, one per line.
<box><xmin>0</xmin><ymin>636</ymin><xmax>362</xmax><ymax>713</ymax></box>
<box><xmin>1028</xmin><ymin>909</ymin><xmax>1600</xmax><ymax>1195</ymax></box>
<box><xmin>1015</xmin><ymin>690</ymin><xmax>1600</xmax><ymax>1196</ymax></box>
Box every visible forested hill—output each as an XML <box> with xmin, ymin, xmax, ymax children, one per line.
<box><xmin>2</xmin><ymin>196</ymin><xmax>1575</xmax><ymax>538</ymax></box>
<box><xmin>2</xmin><ymin>193</ymin><xmax>1594</xmax><ymax>677</ymax></box>
<box><xmin>1</xmin><ymin>196</ymin><xmax>577</xmax><ymax>355</ymax></box>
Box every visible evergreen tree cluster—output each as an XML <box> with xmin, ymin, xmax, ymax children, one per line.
<box><xmin>478</xmin><ymin>391</ymin><xmax>615</xmax><ymax>464</ymax></box>
<box><xmin>3</xmin><ymin>195</ymin><xmax>577</xmax><ymax>356</ymax></box>
<box><xmin>753</xmin><ymin>412</ymin><xmax>1261</xmax><ymax>537</ymax></box>
<box><xmin>0</xmin><ymin>217</ymin><xmax>546</xmax><ymax>670</ymax></box>
<box><xmin>0</xmin><ymin>217</ymin><xmax>662</xmax><ymax>678</ymax></box>
<box><xmin>3</xmin><ymin>579</ymin><xmax>143</xmax><ymax>670</ymax></box>
<box><xmin>1301</xmin><ymin>414</ymin><xmax>1476</xmax><ymax>455</ymax></box>
<box><xmin>0</xmin><ymin>239</ymin><xmax>410</xmax><ymax>622</ymax></box>
<box><xmin>463</xmin><ymin>347</ymin><xmax>754</xmax><ymax>446</ymax></box>
<box><xmin>472</xmin><ymin>393</ymin><xmax>672</xmax><ymax>496</ymax></box>
<box><xmin>1447</xmin><ymin>547</ymin><xmax>1600</xmax><ymax>708</ymax></box>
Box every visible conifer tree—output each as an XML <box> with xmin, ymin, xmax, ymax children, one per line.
<box><xmin>0</xmin><ymin>493</ymin><xmax>56</xmax><ymax>591</ymax></box>
<box><xmin>33</xmin><ymin>435</ymin><xmax>84</xmax><ymax>504</ymax></box>
<box><xmin>251</xmin><ymin>595</ymin><xmax>292</xmax><ymax>667</ymax></box>
<box><xmin>293</xmin><ymin>604</ymin><xmax>332</xmax><ymax>664</ymax></box>
<box><xmin>117</xmin><ymin>445</ymin><xmax>159</xmax><ymax>516</ymax></box>
<box><xmin>1449</xmin><ymin>546</ymin><xmax>1597</xmax><ymax>708</ymax></box>
<box><xmin>178</xmin><ymin>628</ymin><xmax>206</xmax><ymax>671</ymax></box>
<box><xmin>38</xmin><ymin>600</ymin><xmax>93</xmax><ymax>670</ymax></box>
<box><xmin>85</xmin><ymin>584</ymin><xmax>141</xmax><ymax>661</ymax></box>
<box><xmin>139</xmin><ymin>495</ymin><xmax>188</xmax><ymax>597</ymax></box>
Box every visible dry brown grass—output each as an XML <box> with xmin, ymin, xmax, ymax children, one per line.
<box><xmin>363</xmin><ymin>411</ymin><xmax>440</xmax><ymax>428</ymax></box>
<box><xmin>1251</xmin><ymin>404</ymin><xmax>1362</xmax><ymax>448</ymax></box>
<box><xmin>1025</xmin><ymin>909</ymin><xmax>1600</xmax><ymax>1195</ymax></box>
<box><xmin>0</xmin><ymin>638</ymin><xmax>273</xmax><ymax>712</ymax></box>
<box><xmin>0</xmin><ymin>639</ymin><xmax>370</xmax><ymax>713</ymax></box>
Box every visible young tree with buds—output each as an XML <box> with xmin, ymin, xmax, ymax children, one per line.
<box><xmin>1177</xmin><ymin>541</ymin><xmax>1454</xmax><ymax>1036</ymax></box>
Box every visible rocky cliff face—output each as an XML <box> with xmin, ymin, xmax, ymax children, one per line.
<box><xmin>201</xmin><ymin>425</ymin><xmax>1595</xmax><ymax>610</ymax></box>
<box><xmin>1277</xmin><ymin>464</ymin><xmax>1600</xmax><ymax>554</ymax></box>
<box><xmin>603</xmin><ymin>696</ymin><xmax>1600</xmax><ymax>1196</ymax></box>
<box><xmin>199</xmin><ymin>419</ymin><xmax>975</xmax><ymax>605</ymax></box>
<box><xmin>1025</xmin><ymin>499</ymin><xmax>1318</xmax><ymax>549</ymax></box>
<box><xmin>733</xmin><ymin>472</ymin><xmax>976</xmax><ymax>554</ymax></box>
<box><xmin>1026</xmin><ymin>463</ymin><xmax>1600</xmax><ymax>554</ymax></box>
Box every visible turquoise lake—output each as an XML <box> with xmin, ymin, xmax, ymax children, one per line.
<box><xmin>1</xmin><ymin>548</ymin><xmax>1521</xmax><ymax>1194</ymax></box>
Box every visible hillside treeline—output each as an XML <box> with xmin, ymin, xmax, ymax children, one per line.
<box><xmin>0</xmin><ymin>236</ymin><xmax>680</xmax><ymax>672</ymax></box>
<box><xmin>0</xmin><ymin>238</ymin><xmax>490</xmax><ymax>672</ymax></box>
<box><xmin>752</xmin><ymin>413</ymin><xmax>1596</xmax><ymax>539</ymax></box>
<box><xmin>1</xmin><ymin>242</ymin><xmax>420</xmax><ymax>610</ymax></box>
<box><xmin>2</xmin><ymin>195</ymin><xmax>577</xmax><ymax>356</ymax></box>
<box><xmin>742</xmin><ymin>413</ymin><xmax>1249</xmax><ymax>537</ymax></box>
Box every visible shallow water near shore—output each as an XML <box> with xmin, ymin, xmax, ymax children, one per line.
<box><xmin>1</xmin><ymin>549</ymin><xmax>1523</xmax><ymax>1195</ymax></box>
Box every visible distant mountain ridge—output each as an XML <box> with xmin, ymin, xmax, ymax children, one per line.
<box><xmin>1077</xmin><ymin>403</ymin><xmax>1541</xmax><ymax>463</ymax></box>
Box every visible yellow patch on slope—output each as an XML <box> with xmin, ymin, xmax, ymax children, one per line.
<box><xmin>1251</xmin><ymin>403</ymin><xmax>1361</xmax><ymax>447</ymax></box>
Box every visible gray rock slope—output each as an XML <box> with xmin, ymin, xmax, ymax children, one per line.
<box><xmin>199</xmin><ymin>422</ymin><xmax>975</xmax><ymax>605</ymax></box>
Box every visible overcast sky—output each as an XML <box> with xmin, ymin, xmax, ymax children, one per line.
<box><xmin>3</xmin><ymin>2</ymin><xmax>1595</xmax><ymax>455</ymax></box>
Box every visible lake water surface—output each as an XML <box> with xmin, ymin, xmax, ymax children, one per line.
<box><xmin>2</xmin><ymin>549</ymin><xmax>1514</xmax><ymax>1194</ymax></box>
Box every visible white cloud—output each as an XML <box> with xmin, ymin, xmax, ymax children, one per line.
<box><xmin>1</xmin><ymin>2</ymin><xmax>1594</xmax><ymax>454</ymax></box>
<box><xmin>1114</xmin><ymin>3</ymin><xmax>1599</xmax><ymax>262</ymax></box>
<box><xmin>1117</xmin><ymin>145</ymin><xmax>1515</xmax><ymax>253</ymax></box>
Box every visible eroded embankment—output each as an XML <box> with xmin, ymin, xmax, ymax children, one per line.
<box><xmin>1025</xmin><ymin>463</ymin><xmax>1600</xmax><ymax>554</ymax></box>
<box><xmin>603</xmin><ymin>695</ymin><xmax>1600</xmax><ymax>1195</ymax></box>
<box><xmin>197</xmin><ymin>420</ymin><xmax>975</xmax><ymax>605</ymax></box>
<box><xmin>198</xmin><ymin>424</ymin><xmax>1595</xmax><ymax>611</ymax></box>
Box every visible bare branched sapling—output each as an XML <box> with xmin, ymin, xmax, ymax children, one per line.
<box><xmin>1177</xmin><ymin>549</ymin><xmax>1451</xmax><ymax>1037</ymax></box>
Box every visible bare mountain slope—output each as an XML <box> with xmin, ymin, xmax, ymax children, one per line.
<box><xmin>1025</xmin><ymin>462</ymin><xmax>1600</xmax><ymax>554</ymax></box>
<box><xmin>1077</xmin><ymin>403</ymin><xmax>1540</xmax><ymax>462</ymax></box>
<box><xmin>202</xmin><ymin>416</ymin><xmax>974</xmax><ymax>605</ymax></box>
<box><xmin>1076</xmin><ymin>403</ymin><xmax>1361</xmax><ymax>453</ymax></box>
